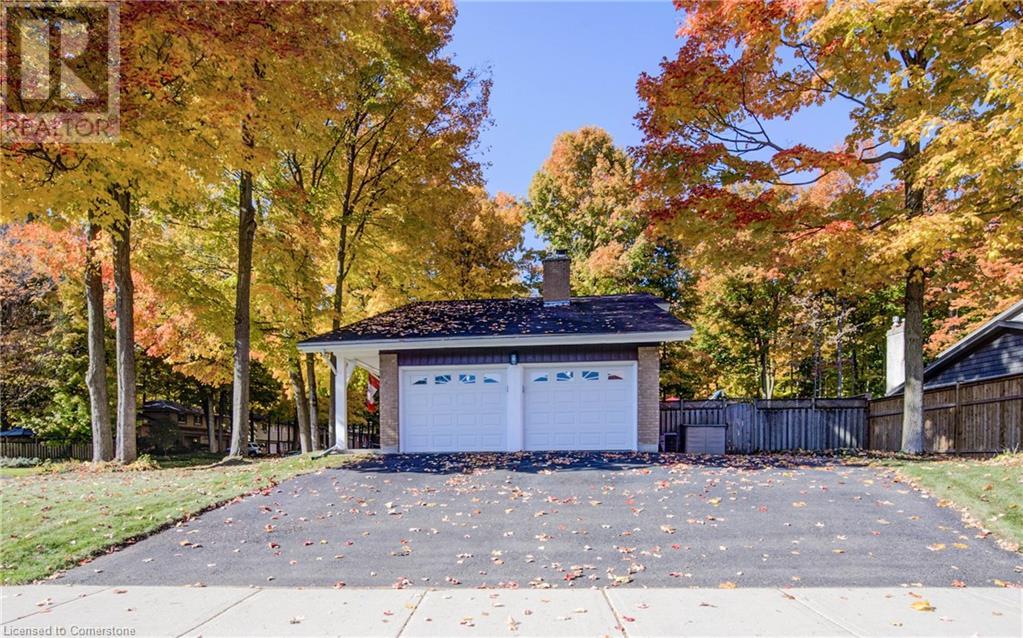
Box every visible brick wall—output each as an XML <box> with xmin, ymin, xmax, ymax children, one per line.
<box><xmin>379</xmin><ymin>353</ymin><xmax>399</xmax><ymax>451</ymax></box>
<box><xmin>637</xmin><ymin>346</ymin><xmax>660</xmax><ymax>451</ymax></box>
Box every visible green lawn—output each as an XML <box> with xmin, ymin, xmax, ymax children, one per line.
<box><xmin>0</xmin><ymin>454</ymin><xmax>363</xmax><ymax>584</ymax></box>
<box><xmin>880</xmin><ymin>453</ymin><xmax>1023</xmax><ymax>549</ymax></box>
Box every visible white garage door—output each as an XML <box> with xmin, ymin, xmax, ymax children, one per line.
<box><xmin>523</xmin><ymin>364</ymin><xmax>636</xmax><ymax>451</ymax></box>
<box><xmin>400</xmin><ymin>367</ymin><xmax>508</xmax><ymax>453</ymax></box>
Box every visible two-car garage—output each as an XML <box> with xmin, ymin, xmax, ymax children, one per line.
<box><xmin>297</xmin><ymin>269</ymin><xmax>691</xmax><ymax>454</ymax></box>
<box><xmin>399</xmin><ymin>363</ymin><xmax>637</xmax><ymax>453</ymax></box>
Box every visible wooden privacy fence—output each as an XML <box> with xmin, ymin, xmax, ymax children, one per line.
<box><xmin>660</xmin><ymin>398</ymin><xmax>868</xmax><ymax>453</ymax></box>
<box><xmin>868</xmin><ymin>374</ymin><xmax>1023</xmax><ymax>454</ymax></box>
<box><xmin>0</xmin><ymin>439</ymin><xmax>92</xmax><ymax>461</ymax></box>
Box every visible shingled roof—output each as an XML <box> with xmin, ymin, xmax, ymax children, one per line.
<box><xmin>301</xmin><ymin>294</ymin><xmax>690</xmax><ymax>345</ymax></box>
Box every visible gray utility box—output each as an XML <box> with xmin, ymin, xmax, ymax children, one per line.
<box><xmin>684</xmin><ymin>424</ymin><xmax>727</xmax><ymax>455</ymax></box>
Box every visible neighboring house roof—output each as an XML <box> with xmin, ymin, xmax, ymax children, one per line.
<box><xmin>0</xmin><ymin>427</ymin><xmax>35</xmax><ymax>438</ymax></box>
<box><xmin>142</xmin><ymin>400</ymin><xmax>203</xmax><ymax>415</ymax></box>
<box><xmin>891</xmin><ymin>298</ymin><xmax>1023</xmax><ymax>393</ymax></box>
<box><xmin>301</xmin><ymin>294</ymin><xmax>691</xmax><ymax>348</ymax></box>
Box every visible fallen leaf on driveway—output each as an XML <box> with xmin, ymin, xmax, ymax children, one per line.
<box><xmin>660</xmin><ymin>525</ymin><xmax>676</xmax><ymax>534</ymax></box>
<box><xmin>792</xmin><ymin>501</ymin><xmax>806</xmax><ymax>508</ymax></box>
<box><xmin>927</xmin><ymin>543</ymin><xmax>945</xmax><ymax>551</ymax></box>
<box><xmin>719</xmin><ymin>581</ymin><xmax>737</xmax><ymax>589</ymax></box>
<box><xmin>911</xmin><ymin>600</ymin><xmax>935</xmax><ymax>612</ymax></box>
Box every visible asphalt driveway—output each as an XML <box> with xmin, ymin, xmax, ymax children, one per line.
<box><xmin>57</xmin><ymin>453</ymin><xmax>1022</xmax><ymax>588</ymax></box>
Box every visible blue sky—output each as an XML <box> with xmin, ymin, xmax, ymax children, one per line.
<box><xmin>446</xmin><ymin>2</ymin><xmax>858</xmax><ymax>249</ymax></box>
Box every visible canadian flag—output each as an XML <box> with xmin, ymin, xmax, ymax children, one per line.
<box><xmin>366</xmin><ymin>374</ymin><xmax>380</xmax><ymax>413</ymax></box>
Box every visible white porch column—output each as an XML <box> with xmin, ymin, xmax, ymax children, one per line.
<box><xmin>506</xmin><ymin>364</ymin><xmax>524</xmax><ymax>451</ymax></box>
<box><xmin>334</xmin><ymin>357</ymin><xmax>355</xmax><ymax>450</ymax></box>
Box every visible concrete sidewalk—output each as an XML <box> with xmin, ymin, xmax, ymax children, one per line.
<box><xmin>1</xmin><ymin>585</ymin><xmax>1019</xmax><ymax>637</ymax></box>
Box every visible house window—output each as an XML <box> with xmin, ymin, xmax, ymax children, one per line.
<box><xmin>531</xmin><ymin>373</ymin><xmax>549</xmax><ymax>383</ymax></box>
<box><xmin>607</xmin><ymin>372</ymin><xmax>624</xmax><ymax>381</ymax></box>
<box><xmin>483</xmin><ymin>373</ymin><xmax>501</xmax><ymax>384</ymax></box>
<box><xmin>581</xmin><ymin>370</ymin><xmax>599</xmax><ymax>381</ymax></box>
<box><xmin>411</xmin><ymin>375</ymin><xmax>428</xmax><ymax>386</ymax></box>
<box><xmin>556</xmin><ymin>371</ymin><xmax>573</xmax><ymax>382</ymax></box>
<box><xmin>177</xmin><ymin>414</ymin><xmax>187</xmax><ymax>423</ymax></box>
<box><xmin>434</xmin><ymin>374</ymin><xmax>451</xmax><ymax>385</ymax></box>
<box><xmin>459</xmin><ymin>373</ymin><xmax>476</xmax><ymax>384</ymax></box>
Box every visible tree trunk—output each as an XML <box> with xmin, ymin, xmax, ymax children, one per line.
<box><xmin>328</xmin><ymin>223</ymin><xmax>349</xmax><ymax>452</ymax></box>
<box><xmin>835</xmin><ymin>297</ymin><xmax>845</xmax><ymax>397</ymax></box>
<box><xmin>229</xmin><ymin>170</ymin><xmax>257</xmax><ymax>457</ymax></box>
<box><xmin>85</xmin><ymin>216</ymin><xmax>113</xmax><ymax>463</ymax></box>
<box><xmin>901</xmin><ymin>267</ymin><xmax>926</xmax><ymax>453</ymax></box>
<box><xmin>306</xmin><ymin>353</ymin><xmax>319</xmax><ymax>451</ymax></box>
<box><xmin>206</xmin><ymin>391</ymin><xmax>217</xmax><ymax>453</ymax></box>
<box><xmin>110</xmin><ymin>192</ymin><xmax>137</xmax><ymax>463</ymax></box>
<box><xmin>900</xmin><ymin>145</ymin><xmax>926</xmax><ymax>454</ymax></box>
<box><xmin>290</xmin><ymin>360</ymin><xmax>312</xmax><ymax>453</ymax></box>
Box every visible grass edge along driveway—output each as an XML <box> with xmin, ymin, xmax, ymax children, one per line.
<box><xmin>878</xmin><ymin>453</ymin><xmax>1023</xmax><ymax>552</ymax></box>
<box><xmin>0</xmin><ymin>454</ymin><xmax>364</xmax><ymax>585</ymax></box>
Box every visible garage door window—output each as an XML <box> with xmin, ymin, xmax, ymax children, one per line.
<box><xmin>411</xmin><ymin>375</ymin><xmax>428</xmax><ymax>386</ymax></box>
<box><xmin>483</xmin><ymin>373</ymin><xmax>502</xmax><ymax>384</ymax></box>
<box><xmin>581</xmin><ymin>370</ymin><xmax>599</xmax><ymax>381</ymax></box>
<box><xmin>434</xmin><ymin>374</ymin><xmax>451</xmax><ymax>384</ymax></box>
<box><xmin>459</xmin><ymin>373</ymin><xmax>476</xmax><ymax>384</ymax></box>
<box><xmin>555</xmin><ymin>371</ymin><xmax>573</xmax><ymax>382</ymax></box>
<box><xmin>531</xmin><ymin>372</ymin><xmax>548</xmax><ymax>383</ymax></box>
<box><xmin>607</xmin><ymin>371</ymin><xmax>624</xmax><ymax>381</ymax></box>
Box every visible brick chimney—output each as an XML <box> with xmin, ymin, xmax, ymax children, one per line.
<box><xmin>542</xmin><ymin>249</ymin><xmax>570</xmax><ymax>306</ymax></box>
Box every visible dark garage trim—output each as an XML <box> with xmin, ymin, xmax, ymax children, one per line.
<box><xmin>390</xmin><ymin>344</ymin><xmax>644</xmax><ymax>366</ymax></box>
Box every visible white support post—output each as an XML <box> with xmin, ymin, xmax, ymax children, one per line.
<box><xmin>334</xmin><ymin>357</ymin><xmax>349</xmax><ymax>451</ymax></box>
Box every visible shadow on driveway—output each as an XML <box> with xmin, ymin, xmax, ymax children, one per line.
<box><xmin>343</xmin><ymin>451</ymin><xmax>870</xmax><ymax>475</ymax></box>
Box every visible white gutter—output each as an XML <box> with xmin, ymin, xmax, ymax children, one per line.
<box><xmin>297</xmin><ymin>329</ymin><xmax>692</xmax><ymax>354</ymax></box>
